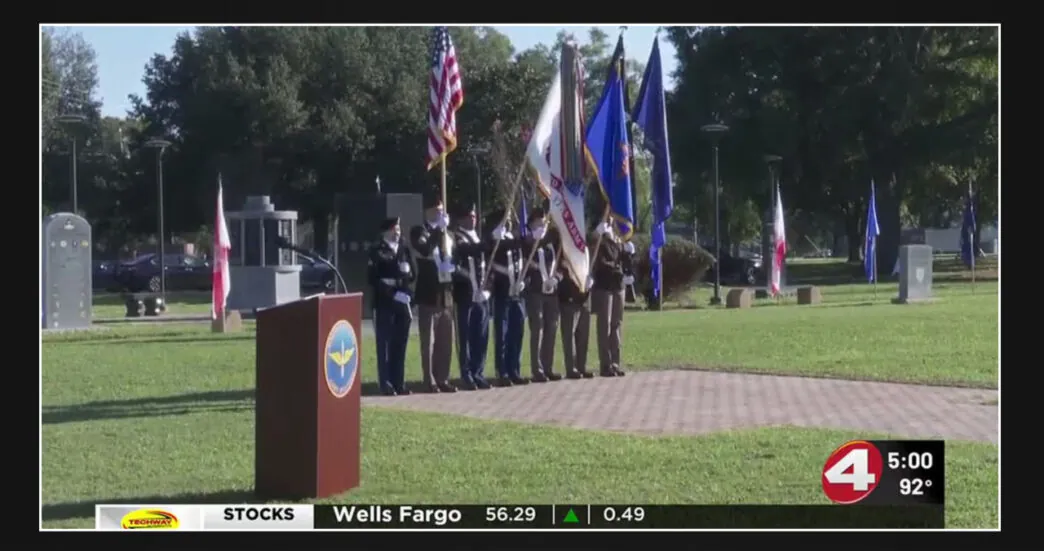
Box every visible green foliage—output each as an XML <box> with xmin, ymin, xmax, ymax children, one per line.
<box><xmin>628</xmin><ymin>234</ymin><xmax>715</xmax><ymax>301</ymax></box>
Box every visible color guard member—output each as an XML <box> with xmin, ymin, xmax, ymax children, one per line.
<box><xmin>367</xmin><ymin>217</ymin><xmax>414</xmax><ymax>395</ymax></box>
<box><xmin>521</xmin><ymin>208</ymin><xmax>561</xmax><ymax>382</ymax></box>
<box><xmin>558</xmin><ymin>251</ymin><xmax>594</xmax><ymax>379</ymax></box>
<box><xmin>486</xmin><ymin>210</ymin><xmax>529</xmax><ymax>386</ymax></box>
<box><xmin>590</xmin><ymin>216</ymin><xmax>636</xmax><ymax>377</ymax></box>
<box><xmin>409</xmin><ymin>194</ymin><xmax>457</xmax><ymax>393</ymax></box>
<box><xmin>451</xmin><ymin>203</ymin><xmax>493</xmax><ymax>390</ymax></box>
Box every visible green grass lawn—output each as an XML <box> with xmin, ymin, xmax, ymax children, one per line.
<box><xmin>48</xmin><ymin>258</ymin><xmax>997</xmax><ymax>529</ymax></box>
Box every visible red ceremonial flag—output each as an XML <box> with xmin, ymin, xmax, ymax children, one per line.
<box><xmin>771</xmin><ymin>185</ymin><xmax>787</xmax><ymax>297</ymax></box>
<box><xmin>212</xmin><ymin>177</ymin><xmax>232</xmax><ymax>319</ymax></box>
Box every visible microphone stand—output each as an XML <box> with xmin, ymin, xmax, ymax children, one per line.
<box><xmin>276</xmin><ymin>239</ymin><xmax>348</xmax><ymax>295</ymax></box>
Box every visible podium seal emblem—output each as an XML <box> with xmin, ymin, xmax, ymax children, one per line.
<box><xmin>324</xmin><ymin>319</ymin><xmax>359</xmax><ymax>398</ymax></box>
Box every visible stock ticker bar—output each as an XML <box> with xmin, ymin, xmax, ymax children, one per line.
<box><xmin>312</xmin><ymin>504</ymin><xmax>944</xmax><ymax>529</ymax></box>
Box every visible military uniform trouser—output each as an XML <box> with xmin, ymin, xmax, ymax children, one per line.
<box><xmin>525</xmin><ymin>291</ymin><xmax>560</xmax><ymax>376</ymax></box>
<box><xmin>492</xmin><ymin>296</ymin><xmax>525</xmax><ymax>378</ymax></box>
<box><xmin>559</xmin><ymin>301</ymin><xmax>590</xmax><ymax>374</ymax></box>
<box><xmin>418</xmin><ymin>304</ymin><xmax>454</xmax><ymax>386</ymax></box>
<box><xmin>374</xmin><ymin>302</ymin><xmax>411</xmax><ymax>390</ymax></box>
<box><xmin>591</xmin><ymin>288</ymin><xmax>625</xmax><ymax>371</ymax></box>
<box><xmin>455</xmin><ymin>300</ymin><xmax>490</xmax><ymax>381</ymax></box>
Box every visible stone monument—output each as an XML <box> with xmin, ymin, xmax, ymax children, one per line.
<box><xmin>41</xmin><ymin>213</ymin><xmax>92</xmax><ymax>330</ymax></box>
<box><xmin>225</xmin><ymin>196</ymin><xmax>301</xmax><ymax>312</ymax></box>
<box><xmin>893</xmin><ymin>244</ymin><xmax>934</xmax><ymax>304</ymax></box>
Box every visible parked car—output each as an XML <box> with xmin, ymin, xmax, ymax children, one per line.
<box><xmin>299</xmin><ymin>255</ymin><xmax>336</xmax><ymax>293</ymax></box>
<box><xmin>114</xmin><ymin>253</ymin><xmax>212</xmax><ymax>292</ymax></box>
<box><xmin>92</xmin><ymin>260</ymin><xmax>122</xmax><ymax>292</ymax></box>
<box><xmin>704</xmin><ymin>250</ymin><xmax>763</xmax><ymax>286</ymax></box>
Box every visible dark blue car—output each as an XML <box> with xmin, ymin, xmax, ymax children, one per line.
<box><xmin>114</xmin><ymin>253</ymin><xmax>212</xmax><ymax>292</ymax></box>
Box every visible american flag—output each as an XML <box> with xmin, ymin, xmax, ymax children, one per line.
<box><xmin>426</xmin><ymin>26</ymin><xmax>464</xmax><ymax>170</ymax></box>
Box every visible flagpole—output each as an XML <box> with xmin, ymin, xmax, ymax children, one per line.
<box><xmin>970</xmin><ymin>227</ymin><xmax>976</xmax><ymax>294</ymax></box>
<box><xmin>872</xmin><ymin>241</ymin><xmax>878</xmax><ymax>300</ymax></box>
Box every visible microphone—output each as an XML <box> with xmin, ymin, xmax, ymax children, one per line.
<box><xmin>274</xmin><ymin>236</ymin><xmax>348</xmax><ymax>295</ymax></box>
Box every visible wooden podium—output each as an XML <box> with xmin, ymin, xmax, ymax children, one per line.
<box><xmin>254</xmin><ymin>292</ymin><xmax>362</xmax><ymax>500</ymax></box>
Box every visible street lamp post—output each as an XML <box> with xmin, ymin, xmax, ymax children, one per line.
<box><xmin>700</xmin><ymin>123</ymin><xmax>729</xmax><ymax>305</ymax></box>
<box><xmin>145</xmin><ymin>138</ymin><xmax>172</xmax><ymax>300</ymax></box>
<box><xmin>470</xmin><ymin>145</ymin><xmax>490</xmax><ymax>234</ymax></box>
<box><xmin>762</xmin><ymin>155</ymin><xmax>782</xmax><ymax>284</ymax></box>
<box><xmin>54</xmin><ymin>114</ymin><xmax>87</xmax><ymax>213</ymax></box>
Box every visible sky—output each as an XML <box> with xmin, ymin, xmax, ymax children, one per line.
<box><xmin>55</xmin><ymin>25</ymin><xmax>678</xmax><ymax>118</ymax></box>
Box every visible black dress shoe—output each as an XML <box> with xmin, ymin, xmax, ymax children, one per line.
<box><xmin>531</xmin><ymin>371</ymin><xmax>548</xmax><ymax>383</ymax></box>
<box><xmin>474</xmin><ymin>377</ymin><xmax>492</xmax><ymax>390</ymax></box>
<box><xmin>438</xmin><ymin>383</ymin><xmax>458</xmax><ymax>393</ymax></box>
<box><xmin>580</xmin><ymin>371</ymin><xmax>595</xmax><ymax>379</ymax></box>
<box><xmin>381</xmin><ymin>385</ymin><xmax>398</xmax><ymax>396</ymax></box>
<box><xmin>395</xmin><ymin>387</ymin><xmax>411</xmax><ymax>396</ymax></box>
<box><xmin>497</xmin><ymin>376</ymin><xmax>514</xmax><ymax>387</ymax></box>
<box><xmin>509</xmin><ymin>375</ymin><xmax>530</xmax><ymax>385</ymax></box>
<box><xmin>460</xmin><ymin>379</ymin><xmax>477</xmax><ymax>391</ymax></box>
<box><xmin>566</xmin><ymin>370</ymin><xmax>582</xmax><ymax>380</ymax></box>
<box><xmin>547</xmin><ymin>372</ymin><xmax>563</xmax><ymax>381</ymax></box>
<box><xmin>599</xmin><ymin>368</ymin><xmax>617</xmax><ymax>377</ymax></box>
<box><xmin>427</xmin><ymin>384</ymin><xmax>441</xmax><ymax>393</ymax></box>
<box><xmin>611</xmin><ymin>366</ymin><xmax>626</xmax><ymax>376</ymax></box>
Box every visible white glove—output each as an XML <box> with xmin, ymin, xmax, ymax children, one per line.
<box><xmin>438</xmin><ymin>260</ymin><xmax>455</xmax><ymax>274</ymax></box>
<box><xmin>436</xmin><ymin>212</ymin><xmax>449</xmax><ymax>230</ymax></box>
<box><xmin>393</xmin><ymin>291</ymin><xmax>411</xmax><ymax>305</ymax></box>
<box><xmin>492</xmin><ymin>224</ymin><xmax>507</xmax><ymax>241</ymax></box>
<box><xmin>597</xmin><ymin>222</ymin><xmax>613</xmax><ymax>236</ymax></box>
<box><xmin>532</xmin><ymin>224</ymin><xmax>548</xmax><ymax>241</ymax></box>
<box><xmin>542</xmin><ymin>276</ymin><xmax>558</xmax><ymax>294</ymax></box>
<box><xmin>624</xmin><ymin>241</ymin><xmax>636</xmax><ymax>255</ymax></box>
<box><xmin>513</xmin><ymin>281</ymin><xmax>526</xmax><ymax>294</ymax></box>
<box><xmin>585</xmin><ymin>276</ymin><xmax>595</xmax><ymax>290</ymax></box>
<box><xmin>623</xmin><ymin>275</ymin><xmax>635</xmax><ymax>286</ymax></box>
<box><xmin>474</xmin><ymin>289</ymin><xmax>491</xmax><ymax>303</ymax></box>
<box><xmin>398</xmin><ymin>261</ymin><xmax>411</xmax><ymax>274</ymax></box>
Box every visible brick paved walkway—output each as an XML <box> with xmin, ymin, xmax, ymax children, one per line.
<box><xmin>362</xmin><ymin>370</ymin><xmax>998</xmax><ymax>443</ymax></box>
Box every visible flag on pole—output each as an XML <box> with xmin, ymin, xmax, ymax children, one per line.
<box><xmin>960</xmin><ymin>185</ymin><xmax>977</xmax><ymax>268</ymax></box>
<box><xmin>519</xmin><ymin>193</ymin><xmax>529</xmax><ymax>239</ymax></box>
<box><xmin>770</xmin><ymin>185</ymin><xmax>786</xmax><ymax>297</ymax></box>
<box><xmin>601</xmin><ymin>34</ymin><xmax>640</xmax><ymax>230</ymax></box>
<box><xmin>633</xmin><ymin>37</ymin><xmax>673</xmax><ymax>299</ymax></box>
<box><xmin>525</xmin><ymin>69</ymin><xmax>594</xmax><ymax>290</ymax></box>
<box><xmin>864</xmin><ymin>180</ymin><xmax>880</xmax><ymax>282</ymax></box>
<box><xmin>211</xmin><ymin>176</ymin><xmax>232</xmax><ymax>320</ymax></box>
<box><xmin>425</xmin><ymin>26</ymin><xmax>464</xmax><ymax>170</ymax></box>
<box><xmin>585</xmin><ymin>53</ymin><xmax>635</xmax><ymax>239</ymax></box>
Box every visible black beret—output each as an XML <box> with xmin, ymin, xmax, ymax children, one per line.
<box><xmin>379</xmin><ymin>216</ymin><xmax>400</xmax><ymax>231</ymax></box>
<box><xmin>422</xmin><ymin>187</ymin><xmax>443</xmax><ymax>209</ymax></box>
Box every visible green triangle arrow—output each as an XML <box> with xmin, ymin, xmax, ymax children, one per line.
<box><xmin>563</xmin><ymin>508</ymin><xmax>579</xmax><ymax>524</ymax></box>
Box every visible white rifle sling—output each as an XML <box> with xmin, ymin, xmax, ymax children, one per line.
<box><xmin>467</xmin><ymin>256</ymin><xmax>479</xmax><ymax>297</ymax></box>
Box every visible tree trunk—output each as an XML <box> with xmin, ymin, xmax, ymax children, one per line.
<box><xmin>312</xmin><ymin>209</ymin><xmax>329</xmax><ymax>259</ymax></box>
<box><xmin>844</xmin><ymin>210</ymin><xmax>861</xmax><ymax>262</ymax></box>
<box><xmin>874</xmin><ymin>174</ymin><xmax>902</xmax><ymax>275</ymax></box>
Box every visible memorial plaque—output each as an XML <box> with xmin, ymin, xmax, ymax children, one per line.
<box><xmin>42</xmin><ymin>213</ymin><xmax>92</xmax><ymax>329</ymax></box>
<box><xmin>895</xmin><ymin>244</ymin><xmax>933</xmax><ymax>304</ymax></box>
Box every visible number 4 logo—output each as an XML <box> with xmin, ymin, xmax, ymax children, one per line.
<box><xmin>821</xmin><ymin>440</ymin><xmax>884</xmax><ymax>504</ymax></box>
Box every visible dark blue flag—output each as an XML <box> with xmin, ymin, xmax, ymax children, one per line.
<box><xmin>960</xmin><ymin>185</ymin><xmax>977</xmax><ymax>268</ymax></box>
<box><xmin>864</xmin><ymin>180</ymin><xmax>879</xmax><ymax>283</ymax></box>
<box><xmin>633</xmin><ymin>37</ymin><xmax>673</xmax><ymax>298</ymax></box>
<box><xmin>586</xmin><ymin>54</ymin><xmax>636</xmax><ymax>240</ymax></box>
<box><xmin>519</xmin><ymin>193</ymin><xmax>528</xmax><ymax>239</ymax></box>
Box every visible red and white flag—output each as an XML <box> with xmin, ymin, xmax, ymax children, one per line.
<box><xmin>212</xmin><ymin>178</ymin><xmax>232</xmax><ymax>320</ymax></box>
<box><xmin>771</xmin><ymin>185</ymin><xmax>787</xmax><ymax>297</ymax></box>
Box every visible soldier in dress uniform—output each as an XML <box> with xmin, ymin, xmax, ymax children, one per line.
<box><xmin>486</xmin><ymin>210</ymin><xmax>529</xmax><ymax>386</ymax></box>
<box><xmin>367</xmin><ymin>216</ymin><xmax>415</xmax><ymax>396</ymax></box>
<box><xmin>521</xmin><ymin>208</ymin><xmax>561</xmax><ymax>382</ymax></box>
<box><xmin>408</xmin><ymin>193</ymin><xmax>457</xmax><ymax>393</ymax></box>
<box><xmin>590</xmin><ymin>216</ymin><xmax>636</xmax><ymax>377</ymax></box>
<box><xmin>451</xmin><ymin>203</ymin><xmax>493</xmax><ymax>390</ymax></box>
<box><xmin>557</xmin><ymin>249</ymin><xmax>594</xmax><ymax>379</ymax></box>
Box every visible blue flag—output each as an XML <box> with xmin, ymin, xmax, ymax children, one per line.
<box><xmin>586</xmin><ymin>56</ymin><xmax>635</xmax><ymax>240</ymax></box>
<box><xmin>519</xmin><ymin>193</ymin><xmax>529</xmax><ymax>239</ymax></box>
<box><xmin>960</xmin><ymin>185</ymin><xmax>977</xmax><ymax>268</ymax></box>
<box><xmin>864</xmin><ymin>180</ymin><xmax>880</xmax><ymax>283</ymax></box>
<box><xmin>633</xmin><ymin>37</ymin><xmax>673</xmax><ymax>299</ymax></box>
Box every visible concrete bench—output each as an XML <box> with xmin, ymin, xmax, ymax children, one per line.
<box><xmin>725</xmin><ymin>288</ymin><xmax>753</xmax><ymax>309</ymax></box>
<box><xmin>797</xmin><ymin>286</ymin><xmax>822</xmax><ymax>305</ymax></box>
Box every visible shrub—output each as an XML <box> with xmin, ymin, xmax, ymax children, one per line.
<box><xmin>627</xmin><ymin>234</ymin><xmax>715</xmax><ymax>303</ymax></box>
